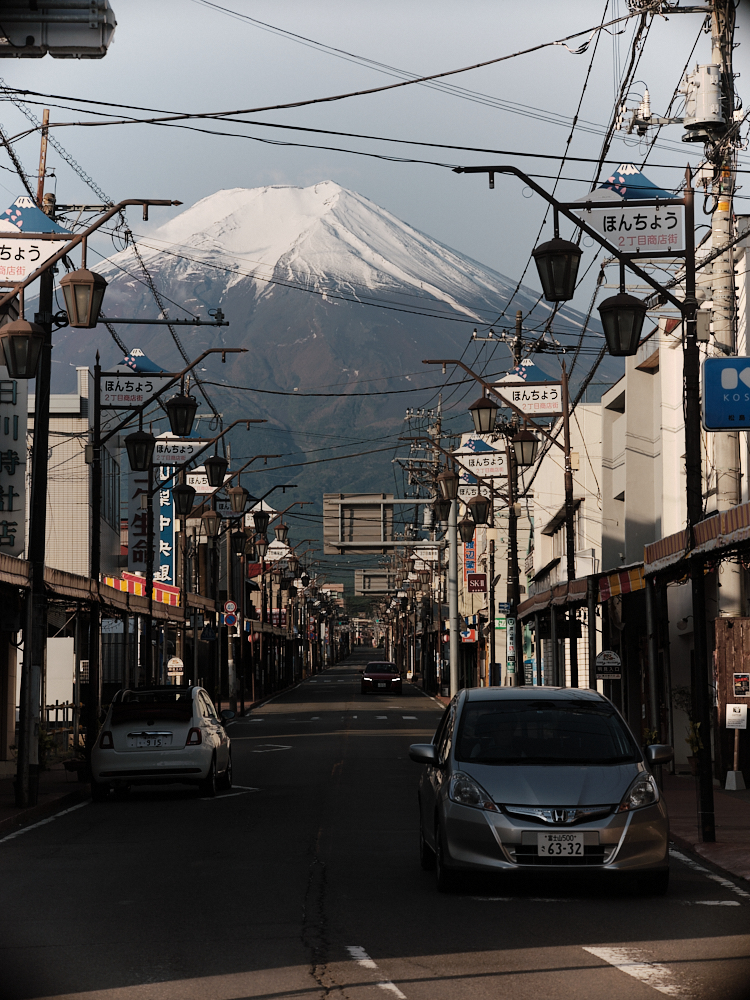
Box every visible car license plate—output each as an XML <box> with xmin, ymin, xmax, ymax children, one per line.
<box><xmin>377</xmin><ymin>682</ymin><xmax>386</xmax><ymax>688</ymax></box>
<box><xmin>129</xmin><ymin>735</ymin><xmax>172</xmax><ymax>748</ymax></box>
<box><xmin>538</xmin><ymin>832</ymin><xmax>584</xmax><ymax>856</ymax></box>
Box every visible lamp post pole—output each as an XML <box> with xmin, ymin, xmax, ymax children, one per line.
<box><xmin>561</xmin><ymin>363</ymin><xmax>577</xmax><ymax>688</ymax></box>
<box><xmin>15</xmin><ymin>268</ymin><xmax>53</xmax><ymax>806</ymax></box>
<box><xmin>448</xmin><ymin>497</ymin><xmax>459</xmax><ymax>698</ymax></box>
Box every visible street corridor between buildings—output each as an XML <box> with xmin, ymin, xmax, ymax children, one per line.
<box><xmin>1</xmin><ymin>649</ymin><xmax>749</xmax><ymax>1000</ymax></box>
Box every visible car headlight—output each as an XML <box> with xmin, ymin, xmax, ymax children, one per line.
<box><xmin>449</xmin><ymin>771</ymin><xmax>498</xmax><ymax>812</ymax></box>
<box><xmin>617</xmin><ymin>773</ymin><xmax>659</xmax><ymax>813</ymax></box>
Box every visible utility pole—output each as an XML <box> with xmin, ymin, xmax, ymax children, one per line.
<box><xmin>562</xmin><ymin>363</ymin><xmax>577</xmax><ymax>688</ymax></box>
<box><xmin>711</xmin><ymin>1</ymin><xmax>741</xmax><ymax>620</ymax></box>
<box><xmin>506</xmin><ymin>310</ymin><xmax>524</xmax><ymax>686</ymax></box>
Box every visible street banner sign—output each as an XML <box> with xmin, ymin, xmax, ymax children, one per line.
<box><xmin>726</xmin><ymin>704</ymin><xmax>748</xmax><ymax>730</ymax></box>
<box><xmin>187</xmin><ymin>470</ymin><xmax>212</xmax><ymax>493</ymax></box>
<box><xmin>702</xmin><ymin>358</ymin><xmax>750</xmax><ymax>430</ymax></box>
<box><xmin>496</xmin><ymin>380</ymin><xmax>563</xmax><ymax>417</ymax></box>
<box><xmin>596</xmin><ymin>649</ymin><xmax>622</xmax><ymax>680</ymax></box>
<box><xmin>571</xmin><ymin>203</ymin><xmax>684</xmax><ymax>254</ymax></box>
<box><xmin>154</xmin><ymin>437</ymin><xmax>204</xmax><ymax>466</ymax></box>
<box><xmin>0</xmin><ymin>236</ymin><xmax>68</xmax><ymax>282</ymax></box>
<box><xmin>101</xmin><ymin>372</ymin><xmax>173</xmax><ymax>409</ymax></box>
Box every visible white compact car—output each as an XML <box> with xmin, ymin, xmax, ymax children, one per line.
<box><xmin>90</xmin><ymin>686</ymin><xmax>234</xmax><ymax>800</ymax></box>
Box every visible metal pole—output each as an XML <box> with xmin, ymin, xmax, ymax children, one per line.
<box><xmin>587</xmin><ymin>575</ymin><xmax>598</xmax><ymax>689</ymax></box>
<box><xmin>145</xmin><ymin>463</ymin><xmax>154</xmax><ymax>686</ymax></box>
<box><xmin>15</xmin><ymin>268</ymin><xmax>53</xmax><ymax>806</ymax></box>
<box><xmin>645</xmin><ymin>576</ymin><xmax>661</xmax><ymax>738</ymax></box>
<box><xmin>683</xmin><ymin>166</ymin><xmax>715</xmax><ymax>842</ymax></box>
<box><xmin>506</xmin><ymin>445</ymin><xmax>520</xmax><ymax>686</ymax></box>
<box><xmin>489</xmin><ymin>538</ymin><xmax>496</xmax><ymax>685</ymax></box>
<box><xmin>562</xmin><ymin>363</ymin><xmax>577</xmax><ymax>688</ymax></box>
<box><xmin>550</xmin><ymin>605</ymin><xmax>558</xmax><ymax>687</ymax></box>
<box><xmin>448</xmin><ymin>497</ymin><xmax>459</xmax><ymax>698</ymax></box>
<box><xmin>226</xmin><ymin>530</ymin><xmax>236</xmax><ymax>713</ymax></box>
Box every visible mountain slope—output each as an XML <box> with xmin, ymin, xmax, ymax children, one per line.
<box><xmin>51</xmin><ymin>181</ymin><xmax>619</xmax><ymax>500</ymax></box>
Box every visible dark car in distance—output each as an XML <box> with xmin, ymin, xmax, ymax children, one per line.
<box><xmin>361</xmin><ymin>661</ymin><xmax>402</xmax><ymax>695</ymax></box>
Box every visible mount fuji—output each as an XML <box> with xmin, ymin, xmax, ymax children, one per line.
<box><xmin>50</xmin><ymin>181</ymin><xmax>617</xmax><ymax>497</ymax></box>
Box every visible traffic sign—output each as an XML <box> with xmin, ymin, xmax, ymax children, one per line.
<box><xmin>224</xmin><ymin>600</ymin><xmax>238</xmax><ymax>614</ymax></box>
<box><xmin>221</xmin><ymin>613</ymin><xmax>237</xmax><ymax>626</ymax></box>
<box><xmin>702</xmin><ymin>358</ymin><xmax>750</xmax><ymax>430</ymax></box>
<box><xmin>497</xmin><ymin>602</ymin><xmax>512</xmax><ymax>614</ymax></box>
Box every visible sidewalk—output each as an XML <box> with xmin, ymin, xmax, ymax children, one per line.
<box><xmin>0</xmin><ymin>762</ymin><xmax>89</xmax><ymax>838</ymax></box>
<box><xmin>662</xmin><ymin>772</ymin><xmax>750</xmax><ymax>881</ymax></box>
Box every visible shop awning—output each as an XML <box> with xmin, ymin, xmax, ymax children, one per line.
<box><xmin>598</xmin><ymin>565</ymin><xmax>645</xmax><ymax>601</ymax></box>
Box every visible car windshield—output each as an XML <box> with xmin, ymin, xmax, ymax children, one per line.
<box><xmin>366</xmin><ymin>664</ymin><xmax>397</xmax><ymax>674</ymax></box>
<box><xmin>455</xmin><ymin>699</ymin><xmax>640</xmax><ymax>766</ymax></box>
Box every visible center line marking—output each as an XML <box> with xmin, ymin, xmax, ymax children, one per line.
<box><xmin>403</xmin><ymin>716</ymin><xmax>417</xmax><ymax>720</ymax></box>
<box><xmin>376</xmin><ymin>716</ymin><xmax>388</xmax><ymax>720</ymax></box>
<box><xmin>584</xmin><ymin>946</ymin><xmax>684</xmax><ymax>997</ymax></box>
<box><xmin>346</xmin><ymin>946</ymin><xmax>406</xmax><ymax>999</ymax></box>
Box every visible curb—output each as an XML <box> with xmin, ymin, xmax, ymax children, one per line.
<box><xmin>0</xmin><ymin>786</ymin><xmax>89</xmax><ymax>838</ymax></box>
<box><xmin>669</xmin><ymin>832</ymin><xmax>750</xmax><ymax>886</ymax></box>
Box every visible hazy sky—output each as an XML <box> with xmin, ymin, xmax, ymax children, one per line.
<box><xmin>1</xmin><ymin>0</ymin><xmax>744</xmax><ymax>306</ymax></box>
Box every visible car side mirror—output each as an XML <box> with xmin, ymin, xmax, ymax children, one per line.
<box><xmin>220</xmin><ymin>709</ymin><xmax>236</xmax><ymax>724</ymax></box>
<box><xmin>646</xmin><ymin>744</ymin><xmax>674</xmax><ymax>766</ymax></box>
<box><xmin>409</xmin><ymin>743</ymin><xmax>438</xmax><ymax>765</ymax></box>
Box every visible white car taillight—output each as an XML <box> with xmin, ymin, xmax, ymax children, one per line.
<box><xmin>185</xmin><ymin>727</ymin><xmax>202</xmax><ymax>746</ymax></box>
<box><xmin>99</xmin><ymin>731</ymin><xmax>114</xmax><ymax>749</ymax></box>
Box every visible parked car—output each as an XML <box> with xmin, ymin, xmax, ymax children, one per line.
<box><xmin>409</xmin><ymin>687</ymin><xmax>672</xmax><ymax>893</ymax></box>
<box><xmin>90</xmin><ymin>686</ymin><xmax>234</xmax><ymax>800</ymax></box>
<box><xmin>361</xmin><ymin>661</ymin><xmax>402</xmax><ymax>695</ymax></box>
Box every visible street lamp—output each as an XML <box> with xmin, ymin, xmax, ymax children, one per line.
<box><xmin>253</xmin><ymin>509</ymin><xmax>270</xmax><ymax>534</ymax></box>
<box><xmin>202</xmin><ymin>509</ymin><xmax>221</xmax><ymax>538</ymax></box>
<box><xmin>231</xmin><ymin>530</ymin><xmax>246</xmax><ymax>556</ymax></box>
<box><xmin>124</xmin><ymin>429</ymin><xmax>156</xmax><ymax>471</ymax></box>
<box><xmin>598</xmin><ymin>291</ymin><xmax>648</xmax><ymax>357</ymax></box>
<box><xmin>437</xmin><ymin>468</ymin><xmax>460</xmax><ymax>501</ymax></box>
<box><xmin>165</xmin><ymin>391</ymin><xmax>198</xmax><ymax>437</ymax></box>
<box><xmin>59</xmin><ymin>268</ymin><xmax>107</xmax><ymax>328</ymax></box>
<box><xmin>468</xmin><ymin>395</ymin><xmax>499</xmax><ymax>435</ymax></box>
<box><xmin>172</xmin><ymin>482</ymin><xmax>196</xmax><ymax>517</ymax></box>
<box><xmin>0</xmin><ymin>317</ymin><xmax>45</xmax><ymax>379</ymax></box>
<box><xmin>275</xmin><ymin>521</ymin><xmax>289</xmax><ymax>544</ymax></box>
<box><xmin>204</xmin><ymin>453</ymin><xmax>228</xmax><ymax>488</ymax></box>
<box><xmin>287</xmin><ymin>554</ymin><xmax>300</xmax><ymax>575</ymax></box>
<box><xmin>301</xmin><ymin>573</ymin><xmax>310</xmax><ymax>587</ymax></box>
<box><xmin>531</xmin><ymin>233</ymin><xmax>582</xmax><ymax>302</ymax></box>
<box><xmin>227</xmin><ymin>483</ymin><xmax>249</xmax><ymax>514</ymax></box>
<box><xmin>433</xmin><ymin>497</ymin><xmax>451</xmax><ymax>522</ymax></box>
<box><xmin>467</xmin><ymin>492</ymin><xmax>491</xmax><ymax>525</ymax></box>
<box><xmin>511</xmin><ymin>428</ymin><xmax>540</xmax><ymax>467</ymax></box>
<box><xmin>458</xmin><ymin>515</ymin><xmax>476</xmax><ymax>543</ymax></box>
<box><xmin>255</xmin><ymin>533</ymin><xmax>269</xmax><ymax>558</ymax></box>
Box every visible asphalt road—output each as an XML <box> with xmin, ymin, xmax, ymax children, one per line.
<box><xmin>1</xmin><ymin>648</ymin><xmax>750</xmax><ymax>1000</ymax></box>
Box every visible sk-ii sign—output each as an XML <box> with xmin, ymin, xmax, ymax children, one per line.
<box><xmin>702</xmin><ymin>358</ymin><xmax>750</xmax><ymax>431</ymax></box>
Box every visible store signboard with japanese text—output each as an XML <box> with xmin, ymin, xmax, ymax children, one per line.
<box><xmin>127</xmin><ymin>466</ymin><xmax>176</xmax><ymax>583</ymax></box>
<box><xmin>0</xmin><ymin>373</ymin><xmax>26</xmax><ymax>555</ymax></box>
<box><xmin>463</xmin><ymin>540</ymin><xmax>476</xmax><ymax>581</ymax></box>
<box><xmin>468</xmin><ymin>573</ymin><xmax>486</xmax><ymax>593</ymax></box>
<box><xmin>572</xmin><ymin>204</ymin><xmax>684</xmax><ymax>253</ymax></box>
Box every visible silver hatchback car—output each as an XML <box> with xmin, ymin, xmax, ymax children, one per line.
<box><xmin>410</xmin><ymin>687</ymin><xmax>673</xmax><ymax>893</ymax></box>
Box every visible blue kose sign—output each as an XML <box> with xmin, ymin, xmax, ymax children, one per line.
<box><xmin>702</xmin><ymin>358</ymin><xmax>750</xmax><ymax>431</ymax></box>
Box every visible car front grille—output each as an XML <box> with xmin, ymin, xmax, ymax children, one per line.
<box><xmin>510</xmin><ymin>844</ymin><xmax>609</xmax><ymax>867</ymax></box>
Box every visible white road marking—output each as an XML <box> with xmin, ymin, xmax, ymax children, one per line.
<box><xmin>324</xmin><ymin>680</ymin><xmax>332</xmax><ymax>684</ymax></box>
<box><xmin>252</xmin><ymin>744</ymin><xmax>292</xmax><ymax>753</ymax></box>
<box><xmin>248</xmin><ymin>718</ymin><xmax>264</xmax><ymax>722</ymax></box>
<box><xmin>683</xmin><ymin>900</ymin><xmax>740</xmax><ymax>906</ymax></box>
<box><xmin>403</xmin><ymin>716</ymin><xmax>417</xmax><ymax>720</ymax></box>
<box><xmin>311</xmin><ymin>716</ymin><xmax>320</xmax><ymax>720</ymax></box>
<box><xmin>352</xmin><ymin>715</ymin><xmax>358</xmax><ymax>719</ymax></box>
<box><xmin>0</xmin><ymin>800</ymin><xmax>88</xmax><ymax>845</ymax></box>
<box><xmin>346</xmin><ymin>946</ymin><xmax>406</xmax><ymax>998</ymax></box>
<box><xmin>337</xmin><ymin>679</ymin><xmax>345</xmax><ymax>683</ymax></box>
<box><xmin>670</xmin><ymin>847</ymin><xmax>750</xmax><ymax>901</ymax></box>
<box><xmin>583</xmin><ymin>946</ymin><xmax>685</xmax><ymax>997</ymax></box>
<box><xmin>376</xmin><ymin>716</ymin><xmax>388</xmax><ymax>720</ymax></box>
